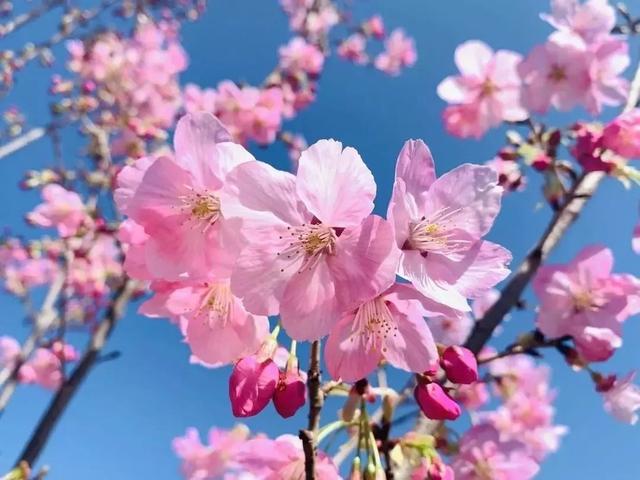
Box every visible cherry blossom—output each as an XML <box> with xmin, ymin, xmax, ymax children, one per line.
<box><xmin>602</xmin><ymin>108</ymin><xmax>640</xmax><ymax>159</ymax></box>
<box><xmin>541</xmin><ymin>0</ymin><xmax>616</xmax><ymax>43</ymax></box>
<box><xmin>600</xmin><ymin>371</ymin><xmax>640</xmax><ymax>424</ymax></box>
<box><xmin>374</xmin><ymin>29</ymin><xmax>417</xmax><ymax>76</ymax></box>
<box><xmin>228</xmin><ymin>139</ymin><xmax>399</xmax><ymax>341</ymax></box>
<box><xmin>438</xmin><ymin>40</ymin><xmax>527</xmax><ymax>138</ymax></box>
<box><xmin>27</xmin><ymin>184</ymin><xmax>89</xmax><ymax>237</ymax></box>
<box><xmin>388</xmin><ymin>139</ymin><xmax>511</xmax><ymax>312</ymax></box>
<box><xmin>278</xmin><ymin>37</ymin><xmax>325</xmax><ymax>75</ymax></box>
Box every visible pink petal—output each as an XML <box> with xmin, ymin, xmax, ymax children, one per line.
<box><xmin>296</xmin><ymin>139</ymin><xmax>375</xmax><ymax>227</ymax></box>
<box><xmin>454</xmin><ymin>40</ymin><xmax>493</xmax><ymax>77</ymax></box>
<box><xmin>394</xmin><ymin>139</ymin><xmax>437</xmax><ymax>202</ymax></box>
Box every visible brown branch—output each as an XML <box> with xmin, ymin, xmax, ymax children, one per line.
<box><xmin>15</xmin><ymin>278</ymin><xmax>136</xmax><ymax>468</ymax></box>
<box><xmin>465</xmin><ymin>50</ymin><xmax>640</xmax><ymax>355</ymax></box>
<box><xmin>300</xmin><ymin>340</ymin><xmax>323</xmax><ymax>480</ymax></box>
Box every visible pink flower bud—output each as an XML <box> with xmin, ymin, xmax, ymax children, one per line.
<box><xmin>414</xmin><ymin>382</ymin><xmax>461</xmax><ymax>421</ymax></box>
<box><xmin>273</xmin><ymin>369</ymin><xmax>306</xmax><ymax>418</ymax></box>
<box><xmin>441</xmin><ymin>346</ymin><xmax>478</xmax><ymax>385</ymax></box>
<box><xmin>228</xmin><ymin>355</ymin><xmax>279</xmax><ymax>418</ymax></box>
<box><xmin>429</xmin><ymin>461</ymin><xmax>455</xmax><ymax>480</ymax></box>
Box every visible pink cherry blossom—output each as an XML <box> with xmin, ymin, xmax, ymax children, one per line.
<box><xmin>163</xmin><ymin>280</ymin><xmax>270</xmax><ymax>367</ymax></box>
<box><xmin>27</xmin><ymin>184</ymin><xmax>88</xmax><ymax>237</ymax></box>
<box><xmin>338</xmin><ymin>34</ymin><xmax>369</xmax><ymax>65</ymax></box>
<box><xmin>541</xmin><ymin>0</ymin><xmax>616</xmax><ymax>43</ymax></box>
<box><xmin>471</xmin><ymin>288</ymin><xmax>500</xmax><ymax>320</ymax></box>
<box><xmin>0</xmin><ymin>336</ymin><xmax>20</xmax><ymax>370</ymax></box>
<box><xmin>451</xmin><ymin>425</ymin><xmax>540</xmax><ymax>480</ymax></box>
<box><xmin>238</xmin><ymin>434</ymin><xmax>340</xmax><ymax>479</ymax></box>
<box><xmin>602</xmin><ymin>108</ymin><xmax>640</xmax><ymax>159</ymax></box>
<box><xmin>374</xmin><ymin>29</ymin><xmax>416</xmax><ymax>76</ymax></box>
<box><xmin>325</xmin><ymin>283</ymin><xmax>439</xmax><ymax>382</ymax></box>
<box><xmin>438</xmin><ymin>41</ymin><xmax>527</xmax><ymax>138</ymax></box>
<box><xmin>533</xmin><ymin>245</ymin><xmax>640</xmax><ymax>362</ymax></box>
<box><xmin>364</xmin><ymin>15</ymin><xmax>385</xmax><ymax>39</ymax></box>
<box><xmin>388</xmin><ymin>139</ymin><xmax>511</xmax><ymax>312</ymax></box>
<box><xmin>601</xmin><ymin>371</ymin><xmax>640</xmax><ymax>424</ymax></box>
<box><xmin>19</xmin><ymin>344</ymin><xmax>78</xmax><ymax>390</ymax></box>
<box><xmin>229</xmin><ymin>139</ymin><xmax>400</xmax><ymax>341</ymax></box>
<box><xmin>173</xmin><ymin>425</ymin><xmax>250</xmax><ymax>480</ymax></box>
<box><xmin>456</xmin><ymin>382</ymin><xmax>490</xmax><ymax>410</ymax></box>
<box><xmin>118</xmin><ymin>112</ymin><xmax>254</xmax><ymax>281</ymax></box>
<box><xmin>229</xmin><ymin>355</ymin><xmax>279</xmax><ymax>417</ymax></box>
<box><xmin>183</xmin><ymin>83</ymin><xmax>217</xmax><ymax>114</ymax></box>
<box><xmin>278</xmin><ymin>37</ymin><xmax>324</xmax><ymax>75</ymax></box>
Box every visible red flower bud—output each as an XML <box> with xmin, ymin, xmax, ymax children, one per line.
<box><xmin>441</xmin><ymin>346</ymin><xmax>478</xmax><ymax>385</ymax></box>
<box><xmin>228</xmin><ymin>355</ymin><xmax>278</xmax><ymax>417</ymax></box>
<box><xmin>414</xmin><ymin>382</ymin><xmax>461</xmax><ymax>421</ymax></box>
<box><xmin>273</xmin><ymin>369</ymin><xmax>306</xmax><ymax>418</ymax></box>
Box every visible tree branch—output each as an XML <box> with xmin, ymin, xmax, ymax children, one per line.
<box><xmin>15</xmin><ymin>278</ymin><xmax>137</xmax><ymax>468</ymax></box>
<box><xmin>300</xmin><ymin>340</ymin><xmax>323</xmax><ymax>480</ymax></box>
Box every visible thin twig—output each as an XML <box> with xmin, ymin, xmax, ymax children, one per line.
<box><xmin>300</xmin><ymin>340</ymin><xmax>323</xmax><ymax>480</ymax></box>
<box><xmin>15</xmin><ymin>278</ymin><xmax>136</xmax><ymax>467</ymax></box>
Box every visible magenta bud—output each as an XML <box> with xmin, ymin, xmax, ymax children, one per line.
<box><xmin>429</xmin><ymin>461</ymin><xmax>455</xmax><ymax>480</ymax></box>
<box><xmin>228</xmin><ymin>355</ymin><xmax>279</xmax><ymax>418</ymax></box>
<box><xmin>273</xmin><ymin>370</ymin><xmax>306</xmax><ymax>418</ymax></box>
<box><xmin>414</xmin><ymin>382</ymin><xmax>461</xmax><ymax>421</ymax></box>
<box><xmin>441</xmin><ymin>346</ymin><xmax>478</xmax><ymax>385</ymax></box>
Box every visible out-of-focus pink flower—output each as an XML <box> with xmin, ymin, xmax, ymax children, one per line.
<box><xmin>601</xmin><ymin>371</ymin><xmax>640</xmax><ymax>424</ymax></box>
<box><xmin>388</xmin><ymin>139</ymin><xmax>511</xmax><ymax>312</ymax></box>
<box><xmin>451</xmin><ymin>425</ymin><xmax>540</xmax><ymax>480</ymax></box>
<box><xmin>471</xmin><ymin>288</ymin><xmax>500</xmax><ymax>320</ymax></box>
<box><xmin>0</xmin><ymin>336</ymin><xmax>20</xmax><ymax>370</ymax></box>
<box><xmin>570</xmin><ymin>122</ymin><xmax>618</xmax><ymax>173</ymax></box>
<box><xmin>410</xmin><ymin>459</ymin><xmax>454</xmax><ymax>480</ymax></box>
<box><xmin>325</xmin><ymin>283</ymin><xmax>438</xmax><ymax>382</ymax></box>
<box><xmin>414</xmin><ymin>382</ymin><xmax>461</xmax><ymax>420</ymax></box>
<box><xmin>229</xmin><ymin>139</ymin><xmax>399</xmax><ymax>341</ymax></box>
<box><xmin>183</xmin><ymin>83</ymin><xmax>217</xmax><ymax>114</ymax></box>
<box><xmin>19</xmin><ymin>344</ymin><xmax>77</xmax><ymax>390</ymax></box>
<box><xmin>533</xmin><ymin>245</ymin><xmax>640</xmax><ymax>362</ymax></box>
<box><xmin>363</xmin><ymin>15</ymin><xmax>385</xmax><ymax>39</ymax></box>
<box><xmin>519</xmin><ymin>31</ymin><xmax>628</xmax><ymax>115</ymax></box>
<box><xmin>173</xmin><ymin>425</ymin><xmax>250</xmax><ymax>480</ymax></box>
<box><xmin>273</xmin><ymin>367</ymin><xmax>306</xmax><ymax>418</ymax></box>
<box><xmin>338</xmin><ymin>34</ymin><xmax>369</xmax><ymax>65</ymax></box>
<box><xmin>238</xmin><ymin>434</ymin><xmax>340</xmax><ymax>479</ymax></box>
<box><xmin>456</xmin><ymin>382</ymin><xmax>490</xmax><ymax>410</ymax></box>
<box><xmin>214</xmin><ymin>81</ymin><xmax>285</xmax><ymax>145</ymax></box>
<box><xmin>438</xmin><ymin>41</ymin><xmax>527</xmax><ymax>138</ymax></box>
<box><xmin>374</xmin><ymin>29</ymin><xmax>416</xmax><ymax>76</ymax></box>
<box><xmin>602</xmin><ymin>109</ymin><xmax>640</xmax><ymax>159</ymax></box>
<box><xmin>27</xmin><ymin>184</ymin><xmax>88</xmax><ymax>237</ymax></box>
<box><xmin>426</xmin><ymin>309</ymin><xmax>474</xmax><ymax>346</ymax></box>
<box><xmin>441</xmin><ymin>345</ymin><xmax>478</xmax><ymax>384</ymax></box>
<box><xmin>485</xmin><ymin>158</ymin><xmax>526</xmax><ymax>192</ymax></box>
<box><xmin>541</xmin><ymin>0</ymin><xmax>616</xmax><ymax>43</ymax></box>
<box><xmin>633</xmin><ymin>206</ymin><xmax>640</xmax><ymax>254</ymax></box>
<box><xmin>229</xmin><ymin>355</ymin><xmax>279</xmax><ymax>417</ymax></box>
<box><xmin>279</xmin><ymin>37</ymin><xmax>324</xmax><ymax>75</ymax></box>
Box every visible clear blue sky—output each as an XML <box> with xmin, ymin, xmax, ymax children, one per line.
<box><xmin>0</xmin><ymin>1</ymin><xmax>639</xmax><ymax>478</ymax></box>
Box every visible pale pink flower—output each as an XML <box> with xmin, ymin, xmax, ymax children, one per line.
<box><xmin>533</xmin><ymin>245</ymin><xmax>640</xmax><ymax>362</ymax></box>
<box><xmin>583</xmin><ymin>35</ymin><xmax>630</xmax><ymax>114</ymax></box>
<box><xmin>19</xmin><ymin>345</ymin><xmax>76</xmax><ymax>390</ymax></box>
<box><xmin>229</xmin><ymin>139</ymin><xmax>400</xmax><ymax>341</ymax></box>
<box><xmin>471</xmin><ymin>288</ymin><xmax>500</xmax><ymax>320</ymax></box>
<box><xmin>166</xmin><ymin>280</ymin><xmax>270</xmax><ymax>367</ymax></box>
<box><xmin>337</xmin><ymin>34</ymin><xmax>369</xmax><ymax>65</ymax></box>
<box><xmin>602</xmin><ymin>108</ymin><xmax>640</xmax><ymax>159</ymax></box>
<box><xmin>364</xmin><ymin>15</ymin><xmax>385</xmax><ymax>39</ymax></box>
<box><xmin>173</xmin><ymin>425</ymin><xmax>250</xmax><ymax>480</ymax></box>
<box><xmin>238</xmin><ymin>434</ymin><xmax>340</xmax><ymax>479</ymax></box>
<box><xmin>541</xmin><ymin>0</ymin><xmax>616</xmax><ymax>43</ymax></box>
<box><xmin>278</xmin><ymin>37</ymin><xmax>324</xmax><ymax>75</ymax></box>
<box><xmin>388</xmin><ymin>139</ymin><xmax>511</xmax><ymax>312</ymax></box>
<box><xmin>601</xmin><ymin>371</ymin><xmax>640</xmax><ymax>424</ymax></box>
<box><xmin>456</xmin><ymin>382</ymin><xmax>490</xmax><ymax>410</ymax></box>
<box><xmin>374</xmin><ymin>29</ymin><xmax>416</xmax><ymax>76</ymax></box>
<box><xmin>427</xmin><ymin>309</ymin><xmax>474</xmax><ymax>346</ymax></box>
<box><xmin>27</xmin><ymin>184</ymin><xmax>88</xmax><ymax>237</ymax></box>
<box><xmin>0</xmin><ymin>336</ymin><xmax>20</xmax><ymax>370</ymax></box>
<box><xmin>438</xmin><ymin>41</ymin><xmax>527</xmax><ymax>138</ymax></box>
<box><xmin>451</xmin><ymin>425</ymin><xmax>539</xmax><ymax>480</ymax></box>
<box><xmin>411</xmin><ymin>459</ymin><xmax>454</xmax><ymax>480</ymax></box>
<box><xmin>325</xmin><ymin>283</ymin><xmax>438</xmax><ymax>382</ymax></box>
<box><xmin>518</xmin><ymin>32</ymin><xmax>591</xmax><ymax>113</ymax></box>
<box><xmin>119</xmin><ymin>112</ymin><xmax>254</xmax><ymax>281</ymax></box>
<box><xmin>183</xmin><ymin>84</ymin><xmax>217</xmax><ymax>114</ymax></box>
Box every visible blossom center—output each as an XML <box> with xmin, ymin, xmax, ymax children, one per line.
<box><xmin>480</xmin><ymin>80</ymin><xmax>496</xmax><ymax>97</ymax></box>
<box><xmin>277</xmin><ymin>223</ymin><xmax>337</xmax><ymax>273</ymax></box>
<box><xmin>548</xmin><ymin>64</ymin><xmax>567</xmax><ymax>83</ymax></box>
<box><xmin>352</xmin><ymin>297</ymin><xmax>398</xmax><ymax>353</ymax></box>
<box><xmin>406</xmin><ymin>208</ymin><xmax>470</xmax><ymax>255</ymax></box>
<box><xmin>198</xmin><ymin>282</ymin><xmax>233</xmax><ymax>327</ymax></box>
<box><xmin>178</xmin><ymin>189</ymin><xmax>221</xmax><ymax>231</ymax></box>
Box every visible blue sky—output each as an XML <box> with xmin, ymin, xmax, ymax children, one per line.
<box><xmin>0</xmin><ymin>0</ymin><xmax>639</xmax><ymax>478</ymax></box>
